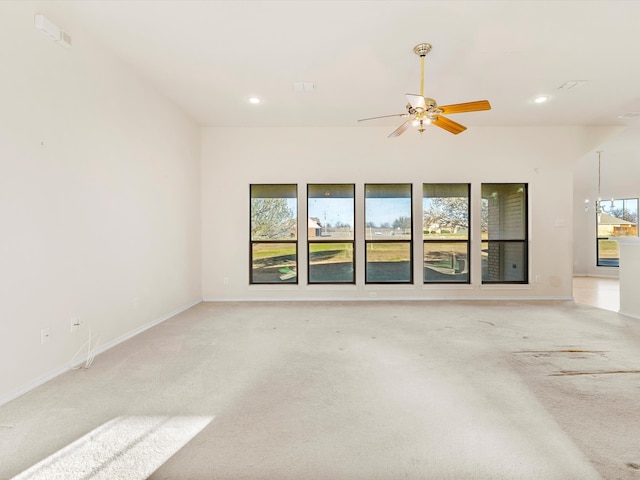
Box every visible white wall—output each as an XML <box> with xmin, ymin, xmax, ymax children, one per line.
<box><xmin>572</xmin><ymin>126</ymin><xmax>640</xmax><ymax>277</ymax></box>
<box><xmin>202</xmin><ymin>125</ymin><xmax>599</xmax><ymax>301</ymax></box>
<box><xmin>0</xmin><ymin>4</ymin><xmax>202</xmax><ymax>403</ymax></box>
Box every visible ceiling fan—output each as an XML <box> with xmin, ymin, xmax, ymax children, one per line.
<box><xmin>358</xmin><ymin>43</ymin><xmax>491</xmax><ymax>137</ymax></box>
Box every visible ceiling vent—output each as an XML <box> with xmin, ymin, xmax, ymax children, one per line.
<box><xmin>556</xmin><ymin>81</ymin><xmax>587</xmax><ymax>91</ymax></box>
<box><xmin>293</xmin><ymin>82</ymin><xmax>316</xmax><ymax>93</ymax></box>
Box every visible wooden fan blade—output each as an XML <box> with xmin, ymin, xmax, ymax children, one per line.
<box><xmin>388</xmin><ymin>118</ymin><xmax>414</xmax><ymax>138</ymax></box>
<box><xmin>439</xmin><ymin>100</ymin><xmax>491</xmax><ymax>115</ymax></box>
<box><xmin>433</xmin><ymin>115</ymin><xmax>467</xmax><ymax>135</ymax></box>
<box><xmin>358</xmin><ymin>113</ymin><xmax>408</xmax><ymax>122</ymax></box>
<box><xmin>406</xmin><ymin>94</ymin><xmax>425</xmax><ymax>109</ymax></box>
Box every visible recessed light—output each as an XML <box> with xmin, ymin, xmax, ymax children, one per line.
<box><xmin>532</xmin><ymin>95</ymin><xmax>549</xmax><ymax>104</ymax></box>
<box><xmin>248</xmin><ymin>96</ymin><xmax>261</xmax><ymax>104</ymax></box>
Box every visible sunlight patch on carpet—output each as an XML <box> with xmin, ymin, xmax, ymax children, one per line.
<box><xmin>12</xmin><ymin>415</ymin><xmax>213</xmax><ymax>480</ymax></box>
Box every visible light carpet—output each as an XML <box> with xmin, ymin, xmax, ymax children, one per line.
<box><xmin>1</xmin><ymin>300</ymin><xmax>640</xmax><ymax>479</ymax></box>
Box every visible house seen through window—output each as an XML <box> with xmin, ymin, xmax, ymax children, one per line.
<box><xmin>365</xmin><ymin>184</ymin><xmax>413</xmax><ymax>284</ymax></box>
<box><xmin>596</xmin><ymin>198</ymin><xmax>638</xmax><ymax>267</ymax></box>
<box><xmin>307</xmin><ymin>184</ymin><xmax>355</xmax><ymax>284</ymax></box>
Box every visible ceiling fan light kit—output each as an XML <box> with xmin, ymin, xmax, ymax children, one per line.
<box><xmin>358</xmin><ymin>43</ymin><xmax>491</xmax><ymax>137</ymax></box>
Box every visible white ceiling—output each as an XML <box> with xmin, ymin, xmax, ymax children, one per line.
<box><xmin>44</xmin><ymin>0</ymin><xmax>640</xmax><ymax>131</ymax></box>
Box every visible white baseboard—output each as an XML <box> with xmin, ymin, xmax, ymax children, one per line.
<box><xmin>619</xmin><ymin>310</ymin><xmax>640</xmax><ymax>320</ymax></box>
<box><xmin>202</xmin><ymin>296</ymin><xmax>574</xmax><ymax>302</ymax></box>
<box><xmin>1</xmin><ymin>366</ymin><xmax>71</xmax><ymax>410</ymax></box>
<box><xmin>0</xmin><ymin>298</ymin><xmax>202</xmax><ymax>408</ymax></box>
<box><xmin>574</xmin><ymin>271</ymin><xmax>619</xmax><ymax>279</ymax></box>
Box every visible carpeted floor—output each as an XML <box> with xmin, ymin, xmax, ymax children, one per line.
<box><xmin>1</xmin><ymin>300</ymin><xmax>639</xmax><ymax>479</ymax></box>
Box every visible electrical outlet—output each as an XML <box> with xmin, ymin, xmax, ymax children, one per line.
<box><xmin>133</xmin><ymin>297</ymin><xmax>139</xmax><ymax>309</ymax></box>
<box><xmin>369</xmin><ymin>292</ymin><xmax>377</xmax><ymax>298</ymax></box>
<box><xmin>41</xmin><ymin>328</ymin><xmax>50</xmax><ymax>344</ymax></box>
<box><xmin>70</xmin><ymin>317</ymin><xmax>81</xmax><ymax>333</ymax></box>
<box><xmin>223</xmin><ymin>277</ymin><xmax>229</xmax><ymax>285</ymax></box>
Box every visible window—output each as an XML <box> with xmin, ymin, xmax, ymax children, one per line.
<box><xmin>481</xmin><ymin>183</ymin><xmax>528</xmax><ymax>283</ymax></box>
<box><xmin>596</xmin><ymin>198</ymin><xmax>638</xmax><ymax>267</ymax></box>
<box><xmin>365</xmin><ymin>184</ymin><xmax>412</xmax><ymax>283</ymax></box>
<box><xmin>250</xmin><ymin>184</ymin><xmax>297</xmax><ymax>284</ymax></box>
<box><xmin>307</xmin><ymin>184</ymin><xmax>355</xmax><ymax>284</ymax></box>
<box><xmin>423</xmin><ymin>184</ymin><xmax>470</xmax><ymax>283</ymax></box>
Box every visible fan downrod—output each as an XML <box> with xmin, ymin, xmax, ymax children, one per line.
<box><xmin>413</xmin><ymin>43</ymin><xmax>432</xmax><ymax>57</ymax></box>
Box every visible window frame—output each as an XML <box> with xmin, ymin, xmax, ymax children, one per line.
<box><xmin>249</xmin><ymin>184</ymin><xmax>298</xmax><ymax>285</ymax></box>
<box><xmin>364</xmin><ymin>183</ymin><xmax>413</xmax><ymax>284</ymax></box>
<box><xmin>481</xmin><ymin>183</ymin><xmax>528</xmax><ymax>284</ymax></box>
<box><xmin>306</xmin><ymin>184</ymin><xmax>356</xmax><ymax>284</ymax></box>
<box><xmin>423</xmin><ymin>183</ymin><xmax>471</xmax><ymax>284</ymax></box>
<box><xmin>595</xmin><ymin>197</ymin><xmax>639</xmax><ymax>267</ymax></box>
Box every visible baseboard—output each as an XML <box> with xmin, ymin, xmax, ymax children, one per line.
<box><xmin>576</xmin><ymin>273</ymin><xmax>620</xmax><ymax>279</ymax></box>
<box><xmin>202</xmin><ymin>296</ymin><xmax>574</xmax><ymax>302</ymax></box>
<box><xmin>0</xmin><ymin>366</ymin><xmax>72</xmax><ymax>410</ymax></box>
<box><xmin>0</xmin><ymin>297</ymin><xmax>203</xmax><ymax>408</ymax></box>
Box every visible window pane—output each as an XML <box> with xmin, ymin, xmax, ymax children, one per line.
<box><xmin>481</xmin><ymin>241</ymin><xmax>526</xmax><ymax>282</ymax></box>
<box><xmin>597</xmin><ymin>239</ymin><xmax>619</xmax><ymax>267</ymax></box>
<box><xmin>308</xmin><ymin>184</ymin><xmax>354</xmax><ymax>240</ymax></box>
<box><xmin>365</xmin><ymin>184</ymin><xmax>412</xmax><ymax>240</ymax></box>
<box><xmin>251</xmin><ymin>243</ymin><xmax>297</xmax><ymax>283</ymax></box>
<box><xmin>481</xmin><ymin>184</ymin><xmax>527</xmax><ymax>240</ymax></box>
<box><xmin>597</xmin><ymin>198</ymin><xmax>638</xmax><ymax>239</ymax></box>
<box><xmin>366</xmin><ymin>242</ymin><xmax>412</xmax><ymax>283</ymax></box>
<box><xmin>481</xmin><ymin>184</ymin><xmax>527</xmax><ymax>284</ymax></box>
<box><xmin>424</xmin><ymin>242</ymin><xmax>469</xmax><ymax>283</ymax></box>
<box><xmin>309</xmin><ymin>243</ymin><xmax>354</xmax><ymax>283</ymax></box>
<box><xmin>423</xmin><ymin>184</ymin><xmax>469</xmax><ymax>284</ymax></box>
<box><xmin>423</xmin><ymin>184</ymin><xmax>469</xmax><ymax>240</ymax></box>
<box><xmin>596</xmin><ymin>198</ymin><xmax>638</xmax><ymax>267</ymax></box>
<box><xmin>250</xmin><ymin>184</ymin><xmax>297</xmax><ymax>241</ymax></box>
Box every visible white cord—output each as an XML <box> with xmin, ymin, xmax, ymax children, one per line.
<box><xmin>69</xmin><ymin>338</ymin><xmax>91</xmax><ymax>370</ymax></box>
<box><xmin>69</xmin><ymin>326</ymin><xmax>101</xmax><ymax>370</ymax></box>
<box><xmin>85</xmin><ymin>327</ymin><xmax>101</xmax><ymax>368</ymax></box>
